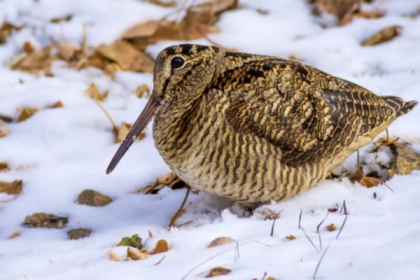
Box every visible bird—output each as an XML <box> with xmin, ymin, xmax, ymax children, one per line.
<box><xmin>106</xmin><ymin>44</ymin><xmax>417</xmax><ymax>209</ymax></box>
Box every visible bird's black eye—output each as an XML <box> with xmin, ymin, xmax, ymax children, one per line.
<box><xmin>171</xmin><ymin>57</ymin><xmax>184</xmax><ymax>69</ymax></box>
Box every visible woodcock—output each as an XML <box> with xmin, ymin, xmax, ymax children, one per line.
<box><xmin>107</xmin><ymin>44</ymin><xmax>417</xmax><ymax>208</ymax></box>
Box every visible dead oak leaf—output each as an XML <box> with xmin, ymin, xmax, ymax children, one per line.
<box><xmin>150</xmin><ymin>239</ymin><xmax>171</xmax><ymax>255</ymax></box>
<box><xmin>362</xmin><ymin>25</ymin><xmax>402</xmax><ymax>47</ymax></box>
<box><xmin>0</xmin><ymin>180</ymin><xmax>23</xmax><ymax>195</ymax></box>
<box><xmin>326</xmin><ymin>223</ymin><xmax>338</xmax><ymax>231</ymax></box>
<box><xmin>206</xmin><ymin>267</ymin><xmax>231</xmax><ymax>278</ymax></box>
<box><xmin>17</xmin><ymin>108</ymin><xmax>39</xmax><ymax>122</ymax></box>
<box><xmin>285</xmin><ymin>235</ymin><xmax>296</xmax><ymax>240</ymax></box>
<box><xmin>95</xmin><ymin>41</ymin><xmax>154</xmax><ymax>73</ymax></box>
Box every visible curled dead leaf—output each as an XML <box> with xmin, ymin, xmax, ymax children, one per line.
<box><xmin>206</xmin><ymin>267</ymin><xmax>231</xmax><ymax>278</ymax></box>
<box><xmin>95</xmin><ymin>41</ymin><xmax>154</xmax><ymax>73</ymax></box>
<box><xmin>11</xmin><ymin>45</ymin><xmax>57</xmax><ymax>74</ymax></box>
<box><xmin>58</xmin><ymin>43</ymin><xmax>83</xmax><ymax>62</ymax></box>
<box><xmin>362</xmin><ymin>26</ymin><xmax>402</xmax><ymax>47</ymax></box>
<box><xmin>17</xmin><ymin>108</ymin><xmax>38</xmax><ymax>122</ymax></box>
<box><xmin>109</xmin><ymin>250</ymin><xmax>122</xmax><ymax>261</ymax></box>
<box><xmin>0</xmin><ymin>114</ymin><xmax>13</xmax><ymax>123</ymax></box>
<box><xmin>49</xmin><ymin>101</ymin><xmax>64</xmax><ymax>108</ymax></box>
<box><xmin>326</xmin><ymin>223</ymin><xmax>338</xmax><ymax>231</ymax></box>
<box><xmin>127</xmin><ymin>247</ymin><xmax>150</xmax><ymax>260</ymax></box>
<box><xmin>23</xmin><ymin>41</ymin><xmax>36</xmax><ymax>54</ymax></box>
<box><xmin>150</xmin><ymin>239</ymin><xmax>170</xmax><ymax>255</ymax></box>
<box><xmin>285</xmin><ymin>235</ymin><xmax>296</xmax><ymax>240</ymax></box>
<box><xmin>84</xmin><ymin>83</ymin><xmax>108</xmax><ymax>101</ymax></box>
<box><xmin>209</xmin><ymin>237</ymin><xmax>235</xmax><ymax>248</ymax></box>
<box><xmin>0</xmin><ymin>180</ymin><xmax>23</xmax><ymax>195</ymax></box>
<box><xmin>9</xmin><ymin>232</ymin><xmax>20</xmax><ymax>239</ymax></box>
<box><xmin>0</xmin><ymin>22</ymin><xmax>25</xmax><ymax>44</ymax></box>
<box><xmin>23</xmin><ymin>213</ymin><xmax>68</xmax><ymax>229</ymax></box>
<box><xmin>135</xmin><ymin>84</ymin><xmax>151</xmax><ymax>98</ymax></box>
<box><xmin>0</xmin><ymin>162</ymin><xmax>9</xmax><ymax>172</ymax></box>
<box><xmin>77</xmin><ymin>189</ymin><xmax>113</xmax><ymax>206</ymax></box>
<box><xmin>0</xmin><ymin>127</ymin><xmax>10</xmax><ymax>138</ymax></box>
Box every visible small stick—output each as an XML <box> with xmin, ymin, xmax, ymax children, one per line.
<box><xmin>261</xmin><ymin>272</ymin><xmax>267</xmax><ymax>280</ymax></box>
<box><xmin>234</xmin><ymin>241</ymin><xmax>240</xmax><ymax>261</ymax></box>
<box><xmin>154</xmin><ymin>255</ymin><xmax>166</xmax><ymax>266</ymax></box>
<box><xmin>270</xmin><ymin>209</ymin><xmax>284</xmax><ymax>237</ymax></box>
<box><xmin>336</xmin><ymin>214</ymin><xmax>349</xmax><ymax>240</ymax></box>
<box><xmin>168</xmin><ymin>187</ymin><xmax>191</xmax><ymax>229</ymax></box>
<box><xmin>312</xmin><ymin>243</ymin><xmax>332</xmax><ymax>279</ymax></box>
<box><xmin>381</xmin><ymin>179</ymin><xmax>394</xmax><ymax>192</ymax></box>
<box><xmin>301</xmin><ymin>227</ymin><xmax>319</xmax><ymax>253</ymax></box>
<box><xmin>176</xmin><ymin>220</ymin><xmax>193</xmax><ymax>228</ymax></box>
<box><xmin>93</xmin><ymin>98</ymin><xmax>118</xmax><ymax>131</ymax></box>
<box><xmin>298</xmin><ymin>209</ymin><xmax>303</xmax><ymax>229</ymax></box>
<box><xmin>316</xmin><ymin>212</ymin><xmax>329</xmax><ymax>233</ymax></box>
<box><xmin>339</xmin><ymin>200</ymin><xmax>347</xmax><ymax>215</ymax></box>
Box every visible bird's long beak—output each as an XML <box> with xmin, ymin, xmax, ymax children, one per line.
<box><xmin>106</xmin><ymin>91</ymin><xmax>161</xmax><ymax>174</ymax></box>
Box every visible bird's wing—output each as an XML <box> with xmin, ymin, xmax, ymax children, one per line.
<box><xmin>212</xmin><ymin>59</ymin><xmax>395</xmax><ymax>167</ymax></box>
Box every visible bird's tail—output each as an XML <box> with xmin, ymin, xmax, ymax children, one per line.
<box><xmin>381</xmin><ymin>96</ymin><xmax>418</xmax><ymax>117</ymax></box>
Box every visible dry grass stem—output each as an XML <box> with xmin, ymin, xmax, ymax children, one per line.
<box><xmin>301</xmin><ymin>227</ymin><xmax>320</xmax><ymax>253</ymax></box>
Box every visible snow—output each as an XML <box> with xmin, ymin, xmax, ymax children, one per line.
<box><xmin>1</xmin><ymin>0</ymin><xmax>420</xmax><ymax>279</ymax></box>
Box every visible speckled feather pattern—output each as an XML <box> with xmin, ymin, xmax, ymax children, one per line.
<box><xmin>151</xmin><ymin>44</ymin><xmax>417</xmax><ymax>206</ymax></box>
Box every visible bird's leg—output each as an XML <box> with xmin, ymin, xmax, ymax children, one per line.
<box><xmin>168</xmin><ymin>186</ymin><xmax>191</xmax><ymax>229</ymax></box>
<box><xmin>357</xmin><ymin>149</ymin><xmax>360</xmax><ymax>169</ymax></box>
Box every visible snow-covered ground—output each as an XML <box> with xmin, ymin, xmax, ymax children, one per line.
<box><xmin>1</xmin><ymin>0</ymin><xmax>420</xmax><ymax>279</ymax></box>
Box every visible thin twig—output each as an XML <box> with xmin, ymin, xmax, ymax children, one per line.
<box><xmin>181</xmin><ymin>241</ymin><xmax>270</xmax><ymax>280</ymax></box>
<box><xmin>261</xmin><ymin>272</ymin><xmax>267</xmax><ymax>280</ymax></box>
<box><xmin>168</xmin><ymin>187</ymin><xmax>191</xmax><ymax>229</ymax></box>
<box><xmin>93</xmin><ymin>98</ymin><xmax>118</xmax><ymax>131</ymax></box>
<box><xmin>339</xmin><ymin>200</ymin><xmax>347</xmax><ymax>215</ymax></box>
<box><xmin>270</xmin><ymin>209</ymin><xmax>284</xmax><ymax>237</ymax></box>
<box><xmin>312</xmin><ymin>243</ymin><xmax>332</xmax><ymax>279</ymax></box>
<box><xmin>381</xmin><ymin>179</ymin><xmax>394</xmax><ymax>192</ymax></box>
<box><xmin>316</xmin><ymin>212</ymin><xmax>329</xmax><ymax>233</ymax></box>
<box><xmin>234</xmin><ymin>241</ymin><xmax>240</xmax><ymax>261</ymax></box>
<box><xmin>336</xmin><ymin>214</ymin><xmax>349</xmax><ymax>240</ymax></box>
<box><xmin>176</xmin><ymin>220</ymin><xmax>193</xmax><ymax>228</ymax></box>
<box><xmin>301</xmin><ymin>227</ymin><xmax>319</xmax><ymax>253</ymax></box>
<box><xmin>298</xmin><ymin>209</ymin><xmax>302</xmax><ymax>229</ymax></box>
<box><xmin>386</xmin><ymin>128</ymin><xmax>389</xmax><ymax>143</ymax></box>
<box><xmin>154</xmin><ymin>255</ymin><xmax>166</xmax><ymax>266</ymax></box>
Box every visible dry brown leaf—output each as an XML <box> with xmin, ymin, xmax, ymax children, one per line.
<box><xmin>135</xmin><ymin>173</ymin><xmax>186</xmax><ymax>194</ymax></box>
<box><xmin>50</xmin><ymin>15</ymin><xmax>73</xmax><ymax>24</ymax></box>
<box><xmin>11</xmin><ymin>45</ymin><xmax>57</xmax><ymax>74</ymax></box>
<box><xmin>77</xmin><ymin>189</ymin><xmax>113</xmax><ymax>206</ymax></box>
<box><xmin>23</xmin><ymin>213</ymin><xmax>68</xmax><ymax>229</ymax></box>
<box><xmin>150</xmin><ymin>239</ymin><xmax>171</xmax><ymax>255</ymax></box>
<box><xmin>116</xmin><ymin>122</ymin><xmax>146</xmax><ymax>143</ymax></box>
<box><xmin>267</xmin><ymin>277</ymin><xmax>276</xmax><ymax>280</ymax></box>
<box><xmin>285</xmin><ymin>235</ymin><xmax>296</xmax><ymax>240</ymax></box>
<box><xmin>127</xmin><ymin>247</ymin><xmax>150</xmax><ymax>260</ymax></box>
<box><xmin>67</xmin><ymin>228</ymin><xmax>92</xmax><ymax>240</ymax></box>
<box><xmin>206</xmin><ymin>267</ymin><xmax>231</xmax><ymax>278</ymax></box>
<box><xmin>312</xmin><ymin>0</ymin><xmax>360</xmax><ymax>23</ymax></box>
<box><xmin>0</xmin><ymin>162</ymin><xmax>9</xmax><ymax>172</ymax></box>
<box><xmin>104</xmin><ymin>63</ymin><xmax>123</xmax><ymax>79</ymax></box>
<box><xmin>58</xmin><ymin>43</ymin><xmax>83</xmax><ymax>62</ymax></box>
<box><xmin>135</xmin><ymin>84</ymin><xmax>151</xmax><ymax>98</ymax></box>
<box><xmin>264</xmin><ymin>208</ymin><xmax>281</xmax><ymax>220</ymax></box>
<box><xmin>326</xmin><ymin>223</ymin><xmax>338</xmax><ymax>231</ymax></box>
<box><xmin>84</xmin><ymin>83</ymin><xmax>107</xmax><ymax>101</ymax></box>
<box><xmin>0</xmin><ymin>180</ymin><xmax>23</xmax><ymax>195</ymax></box>
<box><xmin>23</xmin><ymin>41</ymin><xmax>36</xmax><ymax>54</ymax></box>
<box><xmin>149</xmin><ymin>230</ymin><xmax>153</xmax><ymax>238</ymax></box>
<box><xmin>0</xmin><ymin>128</ymin><xmax>10</xmax><ymax>138</ymax></box>
<box><xmin>49</xmin><ymin>101</ymin><xmax>64</xmax><ymax>108</ymax></box>
<box><xmin>209</xmin><ymin>237</ymin><xmax>235</xmax><ymax>248</ymax></box>
<box><xmin>146</xmin><ymin>0</ymin><xmax>177</xmax><ymax>8</ymax></box>
<box><xmin>95</xmin><ymin>41</ymin><xmax>154</xmax><ymax>73</ymax></box>
<box><xmin>122</xmin><ymin>21</ymin><xmax>161</xmax><ymax>39</ymax></box>
<box><xmin>389</xmin><ymin>143</ymin><xmax>420</xmax><ymax>175</ymax></box>
<box><xmin>350</xmin><ymin>166</ymin><xmax>391</xmax><ymax>189</ymax></box>
<box><xmin>0</xmin><ymin>22</ymin><xmax>25</xmax><ymax>44</ymax></box>
<box><xmin>17</xmin><ymin>108</ymin><xmax>38</xmax><ymax>122</ymax></box>
<box><xmin>109</xmin><ymin>250</ymin><xmax>122</xmax><ymax>261</ymax></box>
<box><xmin>362</xmin><ymin>26</ymin><xmax>402</xmax><ymax>47</ymax></box>
<box><xmin>0</xmin><ymin>114</ymin><xmax>13</xmax><ymax>123</ymax></box>
<box><xmin>328</xmin><ymin>207</ymin><xmax>338</xmax><ymax>212</ymax></box>
<box><xmin>9</xmin><ymin>232</ymin><xmax>20</xmax><ymax>239</ymax></box>
<box><xmin>340</xmin><ymin>8</ymin><xmax>385</xmax><ymax>25</ymax></box>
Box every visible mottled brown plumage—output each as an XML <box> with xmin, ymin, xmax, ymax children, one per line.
<box><xmin>107</xmin><ymin>44</ymin><xmax>417</xmax><ymax>207</ymax></box>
